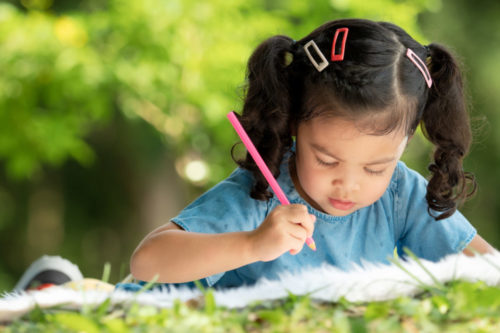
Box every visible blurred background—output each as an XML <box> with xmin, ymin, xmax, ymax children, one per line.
<box><xmin>0</xmin><ymin>0</ymin><xmax>499</xmax><ymax>291</ymax></box>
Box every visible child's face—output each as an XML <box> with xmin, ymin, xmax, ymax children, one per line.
<box><xmin>293</xmin><ymin>116</ymin><xmax>408</xmax><ymax>217</ymax></box>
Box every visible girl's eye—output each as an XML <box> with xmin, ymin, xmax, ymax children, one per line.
<box><xmin>316</xmin><ymin>157</ymin><xmax>338</xmax><ymax>167</ymax></box>
<box><xmin>365</xmin><ymin>168</ymin><xmax>385</xmax><ymax>176</ymax></box>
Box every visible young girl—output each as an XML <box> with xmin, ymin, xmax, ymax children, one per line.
<box><xmin>130</xmin><ymin>18</ymin><xmax>494</xmax><ymax>289</ymax></box>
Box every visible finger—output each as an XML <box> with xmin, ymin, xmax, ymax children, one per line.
<box><xmin>287</xmin><ymin>224</ymin><xmax>307</xmax><ymax>242</ymax></box>
<box><xmin>287</xmin><ymin>205</ymin><xmax>314</xmax><ymax>221</ymax></box>
<box><xmin>289</xmin><ymin>240</ymin><xmax>304</xmax><ymax>255</ymax></box>
<box><xmin>288</xmin><ymin>204</ymin><xmax>310</xmax><ymax>216</ymax></box>
<box><xmin>288</xmin><ymin>213</ymin><xmax>316</xmax><ymax>238</ymax></box>
<box><xmin>299</xmin><ymin>214</ymin><xmax>316</xmax><ymax>237</ymax></box>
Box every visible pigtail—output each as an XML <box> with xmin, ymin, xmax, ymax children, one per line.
<box><xmin>232</xmin><ymin>35</ymin><xmax>296</xmax><ymax>200</ymax></box>
<box><xmin>421</xmin><ymin>43</ymin><xmax>477</xmax><ymax>220</ymax></box>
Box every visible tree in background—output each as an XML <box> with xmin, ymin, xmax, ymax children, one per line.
<box><xmin>2</xmin><ymin>0</ymin><xmax>492</xmax><ymax>291</ymax></box>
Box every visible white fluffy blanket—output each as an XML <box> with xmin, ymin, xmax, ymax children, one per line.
<box><xmin>1</xmin><ymin>252</ymin><xmax>500</xmax><ymax>322</ymax></box>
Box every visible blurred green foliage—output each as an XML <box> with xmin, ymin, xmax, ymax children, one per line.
<box><xmin>0</xmin><ymin>0</ymin><xmax>433</xmax><ymax>181</ymax></box>
<box><xmin>0</xmin><ymin>0</ymin><xmax>498</xmax><ymax>292</ymax></box>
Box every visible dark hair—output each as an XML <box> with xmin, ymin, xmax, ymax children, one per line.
<box><xmin>233</xmin><ymin>18</ymin><xmax>476</xmax><ymax>220</ymax></box>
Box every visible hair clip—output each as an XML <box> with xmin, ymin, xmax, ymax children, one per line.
<box><xmin>304</xmin><ymin>40</ymin><xmax>329</xmax><ymax>72</ymax></box>
<box><xmin>406</xmin><ymin>48</ymin><xmax>432</xmax><ymax>88</ymax></box>
<box><xmin>284</xmin><ymin>51</ymin><xmax>293</xmax><ymax>67</ymax></box>
<box><xmin>331</xmin><ymin>27</ymin><xmax>349</xmax><ymax>61</ymax></box>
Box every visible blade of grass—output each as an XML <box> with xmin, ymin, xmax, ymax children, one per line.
<box><xmin>388</xmin><ymin>256</ymin><xmax>442</xmax><ymax>294</ymax></box>
<box><xmin>101</xmin><ymin>262</ymin><xmax>111</xmax><ymax>284</ymax></box>
<box><xmin>465</xmin><ymin>246</ymin><xmax>500</xmax><ymax>273</ymax></box>
<box><xmin>193</xmin><ymin>280</ymin><xmax>206</xmax><ymax>293</ymax></box>
<box><xmin>120</xmin><ymin>274</ymin><xmax>134</xmax><ymax>284</ymax></box>
<box><xmin>118</xmin><ymin>262</ymin><xmax>128</xmax><ymax>282</ymax></box>
<box><xmin>133</xmin><ymin>274</ymin><xmax>159</xmax><ymax>298</ymax></box>
<box><xmin>402</xmin><ymin>247</ymin><xmax>445</xmax><ymax>290</ymax></box>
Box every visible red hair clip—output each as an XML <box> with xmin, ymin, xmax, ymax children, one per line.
<box><xmin>331</xmin><ymin>27</ymin><xmax>349</xmax><ymax>61</ymax></box>
<box><xmin>406</xmin><ymin>48</ymin><xmax>432</xmax><ymax>88</ymax></box>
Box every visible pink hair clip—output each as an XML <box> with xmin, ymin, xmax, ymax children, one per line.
<box><xmin>331</xmin><ymin>27</ymin><xmax>349</xmax><ymax>61</ymax></box>
<box><xmin>406</xmin><ymin>48</ymin><xmax>432</xmax><ymax>88</ymax></box>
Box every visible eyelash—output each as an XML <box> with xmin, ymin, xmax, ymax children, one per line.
<box><xmin>364</xmin><ymin>168</ymin><xmax>385</xmax><ymax>176</ymax></box>
<box><xmin>316</xmin><ymin>158</ymin><xmax>337</xmax><ymax>167</ymax></box>
<box><xmin>315</xmin><ymin>157</ymin><xmax>385</xmax><ymax>175</ymax></box>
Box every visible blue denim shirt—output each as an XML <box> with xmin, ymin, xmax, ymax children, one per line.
<box><xmin>167</xmin><ymin>157</ymin><xmax>476</xmax><ymax>289</ymax></box>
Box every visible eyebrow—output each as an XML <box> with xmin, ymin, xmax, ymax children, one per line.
<box><xmin>311</xmin><ymin>143</ymin><xmax>396</xmax><ymax>165</ymax></box>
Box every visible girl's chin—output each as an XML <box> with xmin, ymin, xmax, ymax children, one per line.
<box><xmin>321</xmin><ymin>201</ymin><xmax>363</xmax><ymax>217</ymax></box>
<box><xmin>326</xmin><ymin>208</ymin><xmax>356</xmax><ymax>217</ymax></box>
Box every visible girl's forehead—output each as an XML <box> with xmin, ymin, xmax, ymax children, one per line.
<box><xmin>300</xmin><ymin>116</ymin><xmax>406</xmax><ymax>140</ymax></box>
<box><xmin>298</xmin><ymin>116</ymin><xmax>408</xmax><ymax>158</ymax></box>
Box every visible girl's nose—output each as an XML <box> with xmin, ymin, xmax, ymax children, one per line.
<box><xmin>331</xmin><ymin>169</ymin><xmax>361</xmax><ymax>192</ymax></box>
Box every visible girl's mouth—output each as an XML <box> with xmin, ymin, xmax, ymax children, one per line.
<box><xmin>329</xmin><ymin>198</ymin><xmax>355</xmax><ymax>211</ymax></box>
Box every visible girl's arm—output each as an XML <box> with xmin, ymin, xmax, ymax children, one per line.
<box><xmin>130</xmin><ymin>204</ymin><xmax>316</xmax><ymax>283</ymax></box>
<box><xmin>130</xmin><ymin>222</ymin><xmax>255</xmax><ymax>283</ymax></box>
<box><xmin>462</xmin><ymin>234</ymin><xmax>496</xmax><ymax>256</ymax></box>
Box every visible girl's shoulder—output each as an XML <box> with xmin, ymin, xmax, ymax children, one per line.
<box><xmin>223</xmin><ymin>166</ymin><xmax>255</xmax><ymax>188</ymax></box>
<box><xmin>172</xmin><ymin>166</ymin><xmax>270</xmax><ymax>232</ymax></box>
<box><xmin>389</xmin><ymin>160</ymin><xmax>428</xmax><ymax>194</ymax></box>
<box><xmin>204</xmin><ymin>166</ymin><xmax>257</xmax><ymax>197</ymax></box>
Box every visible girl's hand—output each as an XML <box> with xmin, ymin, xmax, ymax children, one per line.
<box><xmin>248</xmin><ymin>204</ymin><xmax>316</xmax><ymax>262</ymax></box>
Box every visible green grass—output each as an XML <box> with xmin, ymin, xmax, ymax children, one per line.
<box><xmin>3</xmin><ymin>251</ymin><xmax>500</xmax><ymax>332</ymax></box>
<box><xmin>2</xmin><ymin>279</ymin><xmax>500</xmax><ymax>333</ymax></box>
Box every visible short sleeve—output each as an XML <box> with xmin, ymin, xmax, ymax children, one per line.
<box><xmin>394</xmin><ymin>162</ymin><xmax>477</xmax><ymax>261</ymax></box>
<box><xmin>171</xmin><ymin>167</ymin><xmax>270</xmax><ymax>286</ymax></box>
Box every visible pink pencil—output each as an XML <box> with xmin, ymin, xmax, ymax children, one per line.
<box><xmin>227</xmin><ymin>111</ymin><xmax>316</xmax><ymax>251</ymax></box>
